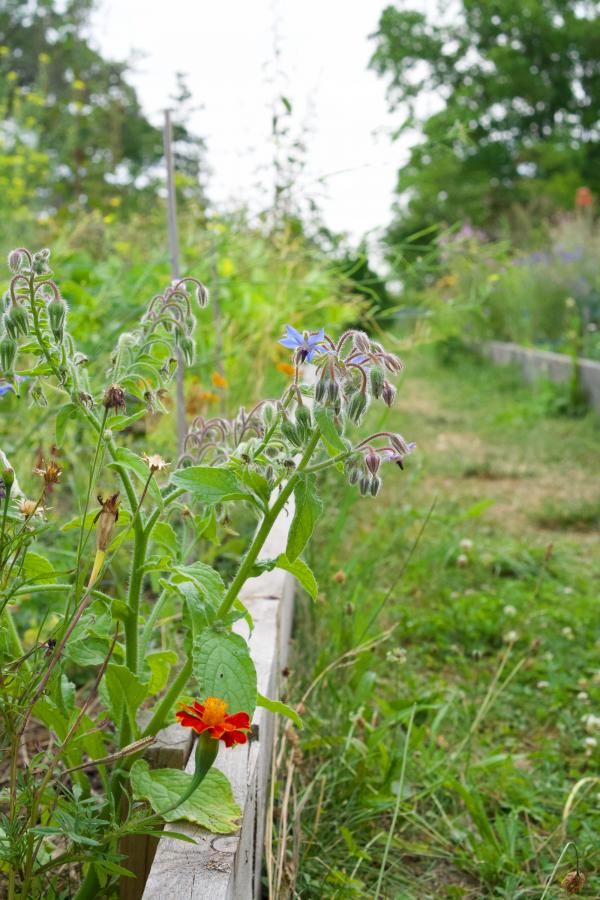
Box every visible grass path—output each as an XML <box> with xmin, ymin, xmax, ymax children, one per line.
<box><xmin>272</xmin><ymin>349</ymin><xmax>600</xmax><ymax>899</ymax></box>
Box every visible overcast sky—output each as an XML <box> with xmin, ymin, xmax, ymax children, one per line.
<box><xmin>92</xmin><ymin>0</ymin><xmax>415</xmax><ymax>244</ymax></box>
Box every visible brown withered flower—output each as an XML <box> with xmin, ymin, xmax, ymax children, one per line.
<box><xmin>142</xmin><ymin>453</ymin><xmax>169</xmax><ymax>474</ymax></box>
<box><xmin>103</xmin><ymin>383</ymin><xmax>126</xmax><ymax>415</ymax></box>
<box><xmin>33</xmin><ymin>458</ymin><xmax>62</xmax><ymax>488</ymax></box>
<box><xmin>561</xmin><ymin>870</ymin><xmax>586</xmax><ymax>893</ymax></box>
<box><xmin>19</xmin><ymin>498</ymin><xmax>43</xmax><ymax>519</ymax></box>
<box><xmin>94</xmin><ymin>492</ymin><xmax>120</xmax><ymax>552</ymax></box>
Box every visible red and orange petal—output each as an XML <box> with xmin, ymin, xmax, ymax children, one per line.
<box><xmin>175</xmin><ymin>699</ymin><xmax>251</xmax><ymax>747</ymax></box>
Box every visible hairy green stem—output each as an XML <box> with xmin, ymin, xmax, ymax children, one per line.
<box><xmin>141</xmin><ymin>658</ymin><xmax>192</xmax><ymax>738</ymax></box>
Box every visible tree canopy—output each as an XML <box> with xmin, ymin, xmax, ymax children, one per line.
<box><xmin>370</xmin><ymin>0</ymin><xmax>600</xmax><ymax>240</ymax></box>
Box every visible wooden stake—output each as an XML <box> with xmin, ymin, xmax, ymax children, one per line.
<box><xmin>163</xmin><ymin>109</ymin><xmax>186</xmax><ymax>454</ymax></box>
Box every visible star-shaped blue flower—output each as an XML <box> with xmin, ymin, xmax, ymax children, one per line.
<box><xmin>279</xmin><ymin>325</ymin><xmax>326</xmax><ymax>362</ymax></box>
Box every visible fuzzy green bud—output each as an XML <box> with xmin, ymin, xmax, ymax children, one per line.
<box><xmin>0</xmin><ymin>336</ymin><xmax>17</xmax><ymax>373</ymax></box>
<box><xmin>261</xmin><ymin>402</ymin><xmax>276</xmax><ymax>427</ymax></box>
<box><xmin>315</xmin><ymin>375</ymin><xmax>328</xmax><ymax>403</ymax></box>
<box><xmin>7</xmin><ymin>303</ymin><xmax>29</xmax><ymax>338</ymax></box>
<box><xmin>32</xmin><ymin>248</ymin><xmax>51</xmax><ymax>276</ymax></box>
<box><xmin>295</xmin><ymin>405</ymin><xmax>312</xmax><ymax>430</ymax></box>
<box><xmin>180</xmin><ymin>335</ymin><xmax>196</xmax><ymax>366</ymax></box>
<box><xmin>347</xmin><ymin>391</ymin><xmax>368</xmax><ymax>424</ymax></box>
<box><xmin>7</xmin><ymin>250</ymin><xmax>23</xmax><ymax>274</ymax></box>
<box><xmin>359</xmin><ymin>474</ymin><xmax>371</xmax><ymax>496</ymax></box>
<box><xmin>369</xmin><ymin>366</ymin><xmax>385</xmax><ymax>399</ymax></box>
<box><xmin>47</xmin><ymin>296</ymin><xmax>67</xmax><ymax>343</ymax></box>
<box><xmin>281</xmin><ymin>419</ymin><xmax>301</xmax><ymax>448</ymax></box>
<box><xmin>2</xmin><ymin>466</ymin><xmax>15</xmax><ymax>497</ymax></box>
<box><xmin>370</xmin><ymin>476</ymin><xmax>381</xmax><ymax>497</ymax></box>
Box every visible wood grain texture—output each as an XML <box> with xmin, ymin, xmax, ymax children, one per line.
<box><xmin>143</xmin><ymin>504</ymin><xmax>296</xmax><ymax>899</ymax></box>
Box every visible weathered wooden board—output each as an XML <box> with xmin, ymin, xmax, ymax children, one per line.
<box><xmin>142</xmin><ymin>503</ymin><xmax>296</xmax><ymax>899</ymax></box>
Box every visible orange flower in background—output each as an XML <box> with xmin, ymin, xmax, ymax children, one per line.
<box><xmin>211</xmin><ymin>371</ymin><xmax>228</xmax><ymax>389</ymax></box>
<box><xmin>176</xmin><ymin>697</ymin><xmax>251</xmax><ymax>747</ymax></box>
<box><xmin>575</xmin><ymin>186</ymin><xmax>593</xmax><ymax>209</ymax></box>
<box><xmin>276</xmin><ymin>362</ymin><xmax>296</xmax><ymax>377</ymax></box>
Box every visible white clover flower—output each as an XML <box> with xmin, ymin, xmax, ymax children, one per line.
<box><xmin>459</xmin><ymin>538</ymin><xmax>473</xmax><ymax>552</ymax></box>
<box><xmin>537</xmin><ymin>680</ymin><xmax>550</xmax><ymax>689</ymax></box>
<box><xmin>503</xmin><ymin>630</ymin><xmax>519</xmax><ymax>644</ymax></box>
<box><xmin>581</xmin><ymin>713</ymin><xmax>600</xmax><ymax>734</ymax></box>
<box><xmin>577</xmin><ymin>691</ymin><xmax>590</xmax><ymax>703</ymax></box>
<box><xmin>457</xmin><ymin>553</ymin><xmax>469</xmax><ymax>568</ymax></box>
<box><xmin>563</xmin><ymin>586</ymin><xmax>574</xmax><ymax>595</ymax></box>
<box><xmin>584</xmin><ymin>737</ymin><xmax>597</xmax><ymax>749</ymax></box>
<box><xmin>503</xmin><ymin>605</ymin><xmax>517</xmax><ymax>617</ymax></box>
<box><xmin>562</xmin><ymin>626</ymin><xmax>574</xmax><ymax>640</ymax></box>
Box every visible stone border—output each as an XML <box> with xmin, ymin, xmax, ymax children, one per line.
<box><xmin>480</xmin><ymin>340</ymin><xmax>600</xmax><ymax>413</ymax></box>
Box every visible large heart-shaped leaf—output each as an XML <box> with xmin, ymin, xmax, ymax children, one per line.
<box><xmin>171</xmin><ymin>466</ymin><xmax>247</xmax><ymax>505</ymax></box>
<box><xmin>193</xmin><ymin>630</ymin><xmax>257</xmax><ymax>718</ymax></box>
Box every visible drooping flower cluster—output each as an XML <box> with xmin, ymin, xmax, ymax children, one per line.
<box><xmin>182</xmin><ymin>402</ymin><xmax>268</xmax><ymax>466</ymax></box>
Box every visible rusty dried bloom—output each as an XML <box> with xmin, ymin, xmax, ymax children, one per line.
<box><xmin>142</xmin><ymin>453</ymin><xmax>169</xmax><ymax>474</ymax></box>
<box><xmin>561</xmin><ymin>870</ymin><xmax>586</xmax><ymax>893</ymax></box>
<box><xmin>33</xmin><ymin>458</ymin><xmax>62</xmax><ymax>487</ymax></box>
<box><xmin>103</xmin><ymin>383</ymin><xmax>126</xmax><ymax>415</ymax></box>
<box><xmin>94</xmin><ymin>492</ymin><xmax>120</xmax><ymax>552</ymax></box>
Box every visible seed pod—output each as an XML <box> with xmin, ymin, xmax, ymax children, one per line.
<box><xmin>179</xmin><ymin>335</ymin><xmax>195</xmax><ymax>366</ymax></box>
<box><xmin>369</xmin><ymin>365</ymin><xmax>385</xmax><ymax>399</ymax></box>
<box><xmin>370</xmin><ymin>476</ymin><xmax>381</xmax><ymax>497</ymax></box>
<box><xmin>348</xmin><ymin>391</ymin><xmax>368</xmax><ymax>424</ymax></box>
<box><xmin>47</xmin><ymin>296</ymin><xmax>67</xmax><ymax>343</ymax></box>
<box><xmin>0</xmin><ymin>336</ymin><xmax>17</xmax><ymax>372</ymax></box>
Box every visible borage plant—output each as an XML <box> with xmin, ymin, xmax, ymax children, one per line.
<box><xmin>0</xmin><ymin>250</ymin><xmax>413</xmax><ymax>898</ymax></box>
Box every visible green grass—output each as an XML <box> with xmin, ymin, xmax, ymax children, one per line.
<box><xmin>271</xmin><ymin>349</ymin><xmax>600</xmax><ymax>899</ymax></box>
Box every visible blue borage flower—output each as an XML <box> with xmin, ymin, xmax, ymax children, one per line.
<box><xmin>279</xmin><ymin>325</ymin><xmax>326</xmax><ymax>363</ymax></box>
<box><xmin>0</xmin><ymin>375</ymin><xmax>28</xmax><ymax>397</ymax></box>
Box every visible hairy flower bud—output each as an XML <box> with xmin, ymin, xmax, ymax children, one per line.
<box><xmin>327</xmin><ymin>379</ymin><xmax>340</xmax><ymax>403</ymax></box>
<box><xmin>315</xmin><ymin>374</ymin><xmax>328</xmax><ymax>403</ymax></box>
<box><xmin>32</xmin><ymin>248</ymin><xmax>51</xmax><ymax>276</ymax></box>
<box><xmin>382</xmin><ymin>352</ymin><xmax>403</xmax><ymax>374</ymax></box>
<box><xmin>47</xmin><ymin>296</ymin><xmax>67</xmax><ymax>343</ymax></box>
<box><xmin>390</xmin><ymin>433</ymin><xmax>411</xmax><ymax>454</ymax></box>
<box><xmin>7</xmin><ymin>250</ymin><xmax>23</xmax><ymax>274</ymax></box>
<box><xmin>369</xmin><ymin>365</ymin><xmax>385</xmax><ymax>399</ymax></box>
<box><xmin>382</xmin><ymin>381</ymin><xmax>396</xmax><ymax>407</ymax></box>
<box><xmin>359</xmin><ymin>474</ymin><xmax>371</xmax><ymax>496</ymax></box>
<box><xmin>370</xmin><ymin>475</ymin><xmax>381</xmax><ymax>497</ymax></box>
<box><xmin>295</xmin><ymin>405</ymin><xmax>312</xmax><ymax>430</ymax></box>
<box><xmin>261</xmin><ymin>402</ymin><xmax>276</xmax><ymax>427</ymax></box>
<box><xmin>354</xmin><ymin>331</ymin><xmax>370</xmax><ymax>354</ymax></box>
<box><xmin>1</xmin><ymin>466</ymin><xmax>14</xmax><ymax>499</ymax></box>
<box><xmin>7</xmin><ymin>303</ymin><xmax>28</xmax><ymax>338</ymax></box>
<box><xmin>347</xmin><ymin>465</ymin><xmax>360</xmax><ymax>485</ymax></box>
<box><xmin>281</xmin><ymin>419</ymin><xmax>301</xmax><ymax>447</ymax></box>
<box><xmin>0</xmin><ymin>336</ymin><xmax>17</xmax><ymax>373</ymax></box>
<box><xmin>348</xmin><ymin>391</ymin><xmax>368</xmax><ymax>424</ymax></box>
<box><xmin>365</xmin><ymin>447</ymin><xmax>380</xmax><ymax>476</ymax></box>
<box><xmin>179</xmin><ymin>336</ymin><xmax>195</xmax><ymax>366</ymax></box>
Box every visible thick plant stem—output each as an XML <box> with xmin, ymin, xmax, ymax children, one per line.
<box><xmin>124</xmin><ymin>527</ymin><xmax>147</xmax><ymax>675</ymax></box>
<box><xmin>216</xmin><ymin>429</ymin><xmax>321</xmax><ymax>622</ymax></box>
<box><xmin>142</xmin><ymin>658</ymin><xmax>192</xmax><ymax>738</ymax></box>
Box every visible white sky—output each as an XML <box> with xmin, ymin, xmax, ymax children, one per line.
<box><xmin>91</xmin><ymin>0</ymin><xmax>413</xmax><ymax>244</ymax></box>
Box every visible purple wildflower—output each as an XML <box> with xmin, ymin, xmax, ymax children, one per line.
<box><xmin>279</xmin><ymin>325</ymin><xmax>326</xmax><ymax>363</ymax></box>
<box><xmin>0</xmin><ymin>375</ymin><xmax>28</xmax><ymax>398</ymax></box>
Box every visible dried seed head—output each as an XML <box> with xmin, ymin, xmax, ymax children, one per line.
<box><xmin>95</xmin><ymin>492</ymin><xmax>120</xmax><ymax>552</ymax></box>
<box><xmin>142</xmin><ymin>453</ymin><xmax>169</xmax><ymax>473</ymax></box>
<box><xmin>33</xmin><ymin>459</ymin><xmax>62</xmax><ymax>487</ymax></box>
<box><xmin>561</xmin><ymin>870</ymin><xmax>586</xmax><ymax>893</ymax></box>
<box><xmin>19</xmin><ymin>498</ymin><xmax>42</xmax><ymax>519</ymax></box>
<box><xmin>103</xmin><ymin>383</ymin><xmax>126</xmax><ymax>415</ymax></box>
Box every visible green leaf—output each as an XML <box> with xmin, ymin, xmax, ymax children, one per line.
<box><xmin>144</xmin><ymin>650</ymin><xmax>178</xmax><ymax>696</ymax></box>
<box><xmin>150</xmin><ymin>522</ymin><xmax>178</xmax><ymax>556</ymax></box>
<box><xmin>273</xmin><ymin>553</ymin><xmax>318</xmax><ymax>600</ymax></box>
<box><xmin>104</xmin><ymin>409</ymin><xmax>147</xmax><ymax>432</ymax></box>
<box><xmin>55</xmin><ymin>402</ymin><xmax>77</xmax><ymax>446</ymax></box>
<box><xmin>107</xmin><ymin>448</ymin><xmax>162</xmax><ymax>506</ymax></box>
<box><xmin>62</xmin><ymin>508</ymin><xmax>131</xmax><ymax>533</ymax></box>
<box><xmin>99</xmin><ymin>664</ymin><xmax>148</xmax><ymax>730</ymax></box>
<box><xmin>236</xmin><ymin>468</ymin><xmax>271</xmax><ymax>503</ymax></box>
<box><xmin>314</xmin><ymin>405</ymin><xmax>347</xmax><ymax>455</ymax></box>
<box><xmin>22</xmin><ymin>551</ymin><xmax>56</xmax><ymax>585</ymax></box>
<box><xmin>130</xmin><ymin>760</ymin><xmax>240</xmax><ymax>832</ymax></box>
<box><xmin>64</xmin><ymin>637</ymin><xmax>112</xmax><ymax>667</ymax></box>
<box><xmin>257</xmin><ymin>693</ymin><xmax>303</xmax><ymax>728</ymax></box>
<box><xmin>171</xmin><ymin>466</ymin><xmax>247</xmax><ymax>505</ymax></box>
<box><xmin>286</xmin><ymin>475</ymin><xmax>323</xmax><ymax>562</ymax></box>
<box><xmin>193</xmin><ymin>630</ymin><xmax>257</xmax><ymax>717</ymax></box>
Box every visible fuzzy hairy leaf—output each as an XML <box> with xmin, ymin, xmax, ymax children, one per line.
<box><xmin>287</xmin><ymin>475</ymin><xmax>323</xmax><ymax>562</ymax></box>
<box><xmin>193</xmin><ymin>629</ymin><xmax>257</xmax><ymax>717</ymax></box>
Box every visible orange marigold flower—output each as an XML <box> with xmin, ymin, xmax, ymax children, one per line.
<box><xmin>575</xmin><ymin>186</ymin><xmax>593</xmax><ymax>209</ymax></box>
<box><xmin>276</xmin><ymin>362</ymin><xmax>296</xmax><ymax>377</ymax></box>
<box><xmin>176</xmin><ymin>696</ymin><xmax>251</xmax><ymax>747</ymax></box>
<box><xmin>211</xmin><ymin>371</ymin><xmax>228</xmax><ymax>389</ymax></box>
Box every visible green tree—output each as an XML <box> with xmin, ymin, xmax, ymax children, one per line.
<box><xmin>0</xmin><ymin>0</ymin><xmax>206</xmax><ymax>215</ymax></box>
<box><xmin>370</xmin><ymin>1</ymin><xmax>600</xmax><ymax>241</ymax></box>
